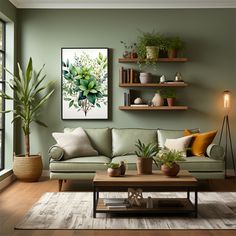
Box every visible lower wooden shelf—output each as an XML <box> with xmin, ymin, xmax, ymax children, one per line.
<box><xmin>119</xmin><ymin>106</ymin><xmax>188</xmax><ymax>111</ymax></box>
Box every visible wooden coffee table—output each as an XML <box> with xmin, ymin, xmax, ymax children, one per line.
<box><xmin>93</xmin><ymin>170</ymin><xmax>198</xmax><ymax>218</ymax></box>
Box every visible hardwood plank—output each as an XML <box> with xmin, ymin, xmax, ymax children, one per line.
<box><xmin>119</xmin><ymin>83</ymin><xmax>188</xmax><ymax>87</ymax></box>
<box><xmin>119</xmin><ymin>106</ymin><xmax>188</xmax><ymax>111</ymax></box>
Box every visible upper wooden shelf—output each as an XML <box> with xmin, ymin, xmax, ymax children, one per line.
<box><xmin>118</xmin><ymin>58</ymin><xmax>188</xmax><ymax>63</ymax></box>
<box><xmin>119</xmin><ymin>106</ymin><xmax>188</xmax><ymax>111</ymax></box>
<box><xmin>119</xmin><ymin>83</ymin><xmax>188</xmax><ymax>87</ymax></box>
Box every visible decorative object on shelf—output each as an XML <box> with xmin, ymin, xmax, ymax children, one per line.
<box><xmin>155</xmin><ymin>149</ymin><xmax>185</xmax><ymax>177</ymax></box>
<box><xmin>160</xmin><ymin>75</ymin><xmax>166</xmax><ymax>83</ymax></box>
<box><xmin>165</xmin><ymin>37</ymin><xmax>185</xmax><ymax>58</ymax></box>
<box><xmin>61</xmin><ymin>48</ymin><xmax>108</xmax><ymax>120</ymax></box>
<box><xmin>120</xmin><ymin>41</ymin><xmax>137</xmax><ymax>59</ymax></box>
<box><xmin>219</xmin><ymin>90</ymin><xmax>236</xmax><ymax>177</ymax></box>
<box><xmin>0</xmin><ymin>58</ymin><xmax>54</xmax><ymax>182</ymax></box>
<box><xmin>105</xmin><ymin>163</ymin><xmax>121</xmax><ymax>177</ymax></box>
<box><xmin>135</xmin><ymin>139</ymin><xmax>159</xmax><ymax>174</ymax></box>
<box><xmin>134</xmin><ymin>97</ymin><xmax>143</xmax><ymax>104</ymax></box>
<box><xmin>128</xmin><ymin>188</ymin><xmax>144</xmax><ymax>207</ymax></box>
<box><xmin>124</xmin><ymin>92</ymin><xmax>130</xmax><ymax>106</ymax></box>
<box><xmin>119</xmin><ymin>161</ymin><xmax>126</xmax><ymax>176</ymax></box>
<box><xmin>175</xmin><ymin>72</ymin><xmax>182</xmax><ymax>82</ymax></box>
<box><xmin>162</xmin><ymin>88</ymin><xmax>177</xmax><ymax>106</ymax></box>
<box><xmin>146</xmin><ymin>196</ymin><xmax>154</xmax><ymax>208</ymax></box>
<box><xmin>152</xmin><ymin>90</ymin><xmax>164</xmax><ymax>106</ymax></box>
<box><xmin>137</xmin><ymin>30</ymin><xmax>164</xmax><ymax>61</ymax></box>
<box><xmin>139</xmin><ymin>72</ymin><xmax>152</xmax><ymax>84</ymax></box>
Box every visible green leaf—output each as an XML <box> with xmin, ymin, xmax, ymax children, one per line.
<box><xmin>80</xmin><ymin>79</ymin><xmax>89</xmax><ymax>87</ymax></box>
<box><xmin>88</xmin><ymin>81</ymin><xmax>95</xmax><ymax>89</ymax></box>
<box><xmin>87</xmin><ymin>94</ymin><xmax>96</xmax><ymax>105</ymax></box>
<box><xmin>99</xmin><ymin>52</ymin><xmax>103</xmax><ymax>60</ymax></box>
<box><xmin>79</xmin><ymin>85</ymin><xmax>87</xmax><ymax>91</ymax></box>
<box><xmin>83</xmin><ymin>90</ymin><xmax>89</xmax><ymax>97</ymax></box>
<box><xmin>69</xmin><ymin>100</ymin><xmax>74</xmax><ymax>107</ymax></box>
<box><xmin>34</xmin><ymin>120</ymin><xmax>48</xmax><ymax>128</ymax></box>
<box><xmin>90</xmin><ymin>89</ymin><xmax>97</xmax><ymax>93</ymax></box>
<box><xmin>96</xmin><ymin>103</ymin><xmax>101</xmax><ymax>108</ymax></box>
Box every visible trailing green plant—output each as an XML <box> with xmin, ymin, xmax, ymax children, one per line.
<box><xmin>155</xmin><ymin>149</ymin><xmax>185</xmax><ymax>168</ymax></box>
<box><xmin>0</xmin><ymin>57</ymin><xmax>54</xmax><ymax>157</ymax></box>
<box><xmin>161</xmin><ymin>88</ymin><xmax>177</xmax><ymax>99</ymax></box>
<box><xmin>165</xmin><ymin>37</ymin><xmax>185</xmax><ymax>50</ymax></box>
<box><xmin>105</xmin><ymin>162</ymin><xmax>120</xmax><ymax>169</ymax></box>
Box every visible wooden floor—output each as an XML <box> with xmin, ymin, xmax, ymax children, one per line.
<box><xmin>0</xmin><ymin>177</ymin><xmax>235</xmax><ymax>236</ymax></box>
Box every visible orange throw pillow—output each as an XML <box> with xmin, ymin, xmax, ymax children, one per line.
<box><xmin>184</xmin><ymin>129</ymin><xmax>217</xmax><ymax>156</ymax></box>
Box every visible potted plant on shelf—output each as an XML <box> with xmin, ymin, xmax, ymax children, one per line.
<box><xmin>135</xmin><ymin>139</ymin><xmax>159</xmax><ymax>175</ymax></box>
<box><xmin>137</xmin><ymin>30</ymin><xmax>163</xmax><ymax>61</ymax></box>
<box><xmin>155</xmin><ymin>149</ymin><xmax>185</xmax><ymax>177</ymax></box>
<box><xmin>166</xmin><ymin>37</ymin><xmax>185</xmax><ymax>58</ymax></box>
<box><xmin>0</xmin><ymin>58</ymin><xmax>54</xmax><ymax>182</ymax></box>
<box><xmin>105</xmin><ymin>163</ymin><xmax>121</xmax><ymax>177</ymax></box>
<box><xmin>162</xmin><ymin>88</ymin><xmax>177</xmax><ymax>106</ymax></box>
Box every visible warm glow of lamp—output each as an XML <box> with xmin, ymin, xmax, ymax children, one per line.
<box><xmin>223</xmin><ymin>90</ymin><xmax>230</xmax><ymax>109</ymax></box>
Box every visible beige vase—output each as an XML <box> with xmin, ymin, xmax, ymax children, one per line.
<box><xmin>152</xmin><ymin>93</ymin><xmax>164</xmax><ymax>106</ymax></box>
<box><xmin>146</xmin><ymin>46</ymin><xmax>159</xmax><ymax>60</ymax></box>
<box><xmin>13</xmin><ymin>155</ymin><xmax>43</xmax><ymax>182</ymax></box>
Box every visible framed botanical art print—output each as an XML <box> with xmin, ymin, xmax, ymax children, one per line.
<box><xmin>61</xmin><ymin>48</ymin><xmax>109</xmax><ymax>120</ymax></box>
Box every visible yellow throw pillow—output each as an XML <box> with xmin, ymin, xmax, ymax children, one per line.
<box><xmin>184</xmin><ymin>129</ymin><xmax>217</xmax><ymax>156</ymax></box>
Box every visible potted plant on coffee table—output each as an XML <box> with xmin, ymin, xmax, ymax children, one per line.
<box><xmin>105</xmin><ymin>163</ymin><xmax>121</xmax><ymax>177</ymax></box>
<box><xmin>0</xmin><ymin>58</ymin><xmax>54</xmax><ymax>182</ymax></box>
<box><xmin>155</xmin><ymin>149</ymin><xmax>185</xmax><ymax>177</ymax></box>
<box><xmin>135</xmin><ymin>139</ymin><xmax>159</xmax><ymax>175</ymax></box>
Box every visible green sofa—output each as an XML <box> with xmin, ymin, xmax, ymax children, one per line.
<box><xmin>49</xmin><ymin>128</ymin><xmax>225</xmax><ymax>191</ymax></box>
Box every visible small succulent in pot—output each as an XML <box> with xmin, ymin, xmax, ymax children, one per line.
<box><xmin>165</xmin><ymin>37</ymin><xmax>185</xmax><ymax>58</ymax></box>
<box><xmin>162</xmin><ymin>88</ymin><xmax>177</xmax><ymax>106</ymax></box>
<box><xmin>135</xmin><ymin>139</ymin><xmax>159</xmax><ymax>174</ymax></box>
<box><xmin>155</xmin><ymin>149</ymin><xmax>185</xmax><ymax>177</ymax></box>
<box><xmin>105</xmin><ymin>162</ymin><xmax>121</xmax><ymax>177</ymax></box>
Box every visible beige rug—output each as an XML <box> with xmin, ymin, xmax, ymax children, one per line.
<box><xmin>15</xmin><ymin>192</ymin><xmax>236</xmax><ymax>229</ymax></box>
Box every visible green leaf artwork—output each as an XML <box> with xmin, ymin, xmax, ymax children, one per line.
<box><xmin>62</xmin><ymin>48</ymin><xmax>108</xmax><ymax>119</ymax></box>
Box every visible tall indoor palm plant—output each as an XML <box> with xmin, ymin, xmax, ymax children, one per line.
<box><xmin>0</xmin><ymin>57</ymin><xmax>54</xmax><ymax>181</ymax></box>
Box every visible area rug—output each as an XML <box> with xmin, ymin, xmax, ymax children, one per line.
<box><xmin>15</xmin><ymin>192</ymin><xmax>236</xmax><ymax>229</ymax></box>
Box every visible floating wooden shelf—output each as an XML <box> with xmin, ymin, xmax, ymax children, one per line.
<box><xmin>119</xmin><ymin>106</ymin><xmax>188</xmax><ymax>111</ymax></box>
<box><xmin>118</xmin><ymin>58</ymin><xmax>188</xmax><ymax>63</ymax></box>
<box><xmin>119</xmin><ymin>83</ymin><xmax>188</xmax><ymax>87</ymax></box>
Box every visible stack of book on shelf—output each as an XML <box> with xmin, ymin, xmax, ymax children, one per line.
<box><xmin>104</xmin><ymin>198</ymin><xmax>130</xmax><ymax>209</ymax></box>
<box><xmin>124</xmin><ymin>92</ymin><xmax>130</xmax><ymax>106</ymax></box>
<box><xmin>119</xmin><ymin>67</ymin><xmax>140</xmax><ymax>84</ymax></box>
<box><xmin>165</xmin><ymin>80</ymin><xmax>185</xmax><ymax>84</ymax></box>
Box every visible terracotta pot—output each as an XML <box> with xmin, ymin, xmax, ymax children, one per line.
<box><xmin>13</xmin><ymin>154</ymin><xmax>43</xmax><ymax>182</ymax></box>
<box><xmin>167</xmin><ymin>98</ymin><xmax>175</xmax><ymax>106</ymax></box>
<box><xmin>146</xmin><ymin>46</ymin><xmax>159</xmax><ymax>60</ymax></box>
<box><xmin>161</xmin><ymin>163</ymin><xmax>180</xmax><ymax>177</ymax></box>
<box><xmin>136</xmin><ymin>157</ymin><xmax>153</xmax><ymax>175</ymax></box>
<box><xmin>107</xmin><ymin>168</ymin><xmax>120</xmax><ymax>177</ymax></box>
<box><xmin>167</xmin><ymin>49</ymin><xmax>177</xmax><ymax>58</ymax></box>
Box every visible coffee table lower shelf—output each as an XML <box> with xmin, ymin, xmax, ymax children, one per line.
<box><xmin>96</xmin><ymin>198</ymin><xmax>196</xmax><ymax>216</ymax></box>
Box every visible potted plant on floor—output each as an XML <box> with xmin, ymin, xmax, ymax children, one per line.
<box><xmin>135</xmin><ymin>139</ymin><xmax>159</xmax><ymax>175</ymax></box>
<box><xmin>0</xmin><ymin>58</ymin><xmax>54</xmax><ymax>182</ymax></box>
<box><xmin>155</xmin><ymin>149</ymin><xmax>185</xmax><ymax>177</ymax></box>
<box><xmin>162</xmin><ymin>88</ymin><xmax>177</xmax><ymax>106</ymax></box>
<box><xmin>166</xmin><ymin>37</ymin><xmax>185</xmax><ymax>58</ymax></box>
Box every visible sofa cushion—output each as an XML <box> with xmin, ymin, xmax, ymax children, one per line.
<box><xmin>157</xmin><ymin>128</ymin><xmax>199</xmax><ymax>148</ymax></box>
<box><xmin>111</xmin><ymin>155</ymin><xmax>224</xmax><ymax>172</ymax></box>
<box><xmin>52</xmin><ymin>127</ymin><xmax>98</xmax><ymax>159</ymax></box>
<box><xmin>50</xmin><ymin>156</ymin><xmax>110</xmax><ymax>172</ymax></box>
<box><xmin>112</xmin><ymin>128</ymin><xmax>157</xmax><ymax>157</ymax></box>
<box><xmin>64</xmin><ymin>128</ymin><xmax>112</xmax><ymax>157</ymax></box>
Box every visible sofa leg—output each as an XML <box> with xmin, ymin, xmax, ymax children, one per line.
<box><xmin>64</xmin><ymin>179</ymin><xmax>67</xmax><ymax>183</ymax></box>
<box><xmin>58</xmin><ymin>179</ymin><xmax>63</xmax><ymax>192</ymax></box>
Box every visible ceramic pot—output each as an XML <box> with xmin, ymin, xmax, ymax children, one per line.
<box><xmin>167</xmin><ymin>49</ymin><xmax>177</xmax><ymax>58</ymax></box>
<box><xmin>167</xmin><ymin>98</ymin><xmax>175</xmax><ymax>106</ymax></box>
<box><xmin>136</xmin><ymin>157</ymin><xmax>153</xmax><ymax>175</ymax></box>
<box><xmin>107</xmin><ymin>168</ymin><xmax>120</xmax><ymax>177</ymax></box>
<box><xmin>161</xmin><ymin>163</ymin><xmax>180</xmax><ymax>177</ymax></box>
<box><xmin>146</xmin><ymin>46</ymin><xmax>159</xmax><ymax>60</ymax></box>
<box><xmin>152</xmin><ymin>93</ymin><xmax>164</xmax><ymax>106</ymax></box>
<box><xmin>120</xmin><ymin>161</ymin><xmax>126</xmax><ymax>176</ymax></box>
<box><xmin>13</xmin><ymin>154</ymin><xmax>43</xmax><ymax>182</ymax></box>
<box><xmin>139</xmin><ymin>73</ymin><xmax>152</xmax><ymax>84</ymax></box>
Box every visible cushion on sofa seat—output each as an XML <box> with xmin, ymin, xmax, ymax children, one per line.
<box><xmin>111</xmin><ymin>155</ymin><xmax>224</xmax><ymax>172</ymax></box>
<box><xmin>112</xmin><ymin>128</ymin><xmax>157</xmax><ymax>157</ymax></box>
<box><xmin>64</xmin><ymin>128</ymin><xmax>112</xmax><ymax>157</ymax></box>
<box><xmin>50</xmin><ymin>156</ymin><xmax>110</xmax><ymax>172</ymax></box>
<box><xmin>157</xmin><ymin>128</ymin><xmax>200</xmax><ymax>148</ymax></box>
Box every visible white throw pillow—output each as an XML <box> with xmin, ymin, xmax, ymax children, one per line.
<box><xmin>164</xmin><ymin>135</ymin><xmax>193</xmax><ymax>157</ymax></box>
<box><xmin>52</xmin><ymin>127</ymin><xmax>98</xmax><ymax>160</ymax></box>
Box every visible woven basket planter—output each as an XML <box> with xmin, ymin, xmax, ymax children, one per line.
<box><xmin>13</xmin><ymin>155</ymin><xmax>43</xmax><ymax>182</ymax></box>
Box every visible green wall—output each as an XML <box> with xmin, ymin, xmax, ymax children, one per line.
<box><xmin>17</xmin><ymin>9</ymin><xmax>236</xmax><ymax>169</ymax></box>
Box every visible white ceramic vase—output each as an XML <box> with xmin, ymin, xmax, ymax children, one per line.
<box><xmin>152</xmin><ymin>93</ymin><xmax>164</xmax><ymax>106</ymax></box>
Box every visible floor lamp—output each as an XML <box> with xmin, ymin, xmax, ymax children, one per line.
<box><xmin>219</xmin><ymin>90</ymin><xmax>236</xmax><ymax>177</ymax></box>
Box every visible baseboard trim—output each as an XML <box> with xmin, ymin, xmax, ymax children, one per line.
<box><xmin>0</xmin><ymin>174</ymin><xmax>16</xmax><ymax>191</ymax></box>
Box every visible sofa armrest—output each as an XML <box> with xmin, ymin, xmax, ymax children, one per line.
<box><xmin>206</xmin><ymin>143</ymin><xmax>225</xmax><ymax>160</ymax></box>
<box><xmin>48</xmin><ymin>145</ymin><xmax>64</xmax><ymax>161</ymax></box>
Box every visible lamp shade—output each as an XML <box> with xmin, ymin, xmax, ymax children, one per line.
<box><xmin>223</xmin><ymin>90</ymin><xmax>231</xmax><ymax>109</ymax></box>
